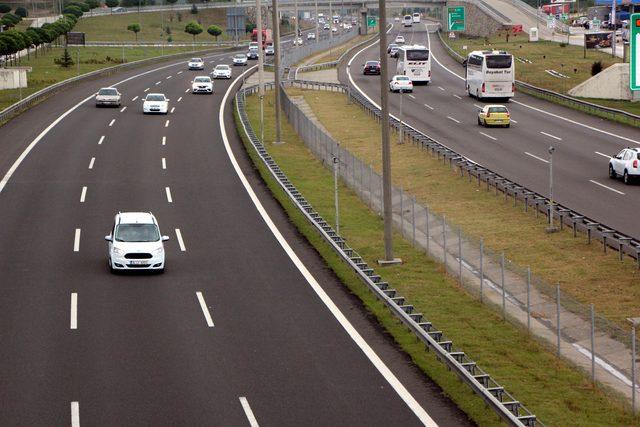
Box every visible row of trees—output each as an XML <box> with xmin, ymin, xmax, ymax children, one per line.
<box><xmin>125</xmin><ymin>21</ymin><xmax>222</xmax><ymax>42</ymax></box>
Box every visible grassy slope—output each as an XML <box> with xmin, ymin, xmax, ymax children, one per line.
<box><xmin>240</xmin><ymin>90</ymin><xmax>639</xmax><ymax>426</ymax></box>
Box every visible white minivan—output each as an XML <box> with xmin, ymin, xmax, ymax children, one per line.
<box><xmin>403</xmin><ymin>14</ymin><xmax>413</xmax><ymax>27</ymax></box>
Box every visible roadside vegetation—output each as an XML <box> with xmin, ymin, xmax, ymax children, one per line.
<box><xmin>304</xmin><ymin>33</ymin><xmax>372</xmax><ymax>66</ymax></box>
<box><xmin>239</xmin><ymin>89</ymin><xmax>640</xmax><ymax>426</ymax></box>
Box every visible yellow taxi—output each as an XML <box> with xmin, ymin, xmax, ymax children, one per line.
<box><xmin>477</xmin><ymin>105</ymin><xmax>511</xmax><ymax>128</ymax></box>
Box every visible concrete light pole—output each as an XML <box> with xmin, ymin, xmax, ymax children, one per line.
<box><xmin>398</xmin><ymin>88</ymin><xmax>404</xmax><ymax>144</ymax></box>
<box><xmin>271</xmin><ymin>0</ymin><xmax>282</xmax><ymax>143</ymax></box>
<box><xmin>315</xmin><ymin>0</ymin><xmax>319</xmax><ymax>42</ymax></box>
<box><xmin>256</xmin><ymin>0</ymin><xmax>265</xmax><ymax>142</ymax></box>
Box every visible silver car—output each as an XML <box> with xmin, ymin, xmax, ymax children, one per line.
<box><xmin>95</xmin><ymin>87</ymin><xmax>121</xmax><ymax>107</ymax></box>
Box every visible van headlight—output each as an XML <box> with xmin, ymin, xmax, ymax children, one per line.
<box><xmin>113</xmin><ymin>247</ymin><xmax>125</xmax><ymax>256</ymax></box>
<box><xmin>153</xmin><ymin>247</ymin><xmax>164</xmax><ymax>256</ymax></box>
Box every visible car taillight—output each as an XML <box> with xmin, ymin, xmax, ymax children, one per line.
<box><xmin>634</xmin><ymin>160</ymin><xmax>638</xmax><ymax>168</ymax></box>
<box><xmin>482</xmin><ymin>83</ymin><xmax>486</xmax><ymax>93</ymax></box>
<box><xmin>512</xmin><ymin>83</ymin><xmax>516</xmax><ymax>93</ymax></box>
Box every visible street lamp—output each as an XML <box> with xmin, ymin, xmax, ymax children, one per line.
<box><xmin>628</xmin><ymin>317</ymin><xmax>639</xmax><ymax>415</ymax></box>
<box><xmin>271</xmin><ymin>0</ymin><xmax>282</xmax><ymax>143</ymax></box>
<box><xmin>546</xmin><ymin>145</ymin><xmax>558</xmax><ymax>233</ymax></box>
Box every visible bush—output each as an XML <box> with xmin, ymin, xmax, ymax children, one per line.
<box><xmin>164</xmin><ymin>25</ymin><xmax>171</xmax><ymax>34</ymax></box>
<box><xmin>591</xmin><ymin>60</ymin><xmax>603</xmax><ymax>76</ymax></box>
<box><xmin>105</xmin><ymin>0</ymin><xmax>119</xmax><ymax>8</ymax></box>
<box><xmin>190</xmin><ymin>3</ymin><xmax>197</xmax><ymax>14</ymax></box>
<box><xmin>0</xmin><ymin>3</ymin><xmax>10</xmax><ymax>13</ymax></box>
<box><xmin>85</xmin><ymin>0</ymin><xmax>101</xmax><ymax>9</ymax></box>
<box><xmin>63</xmin><ymin>5</ymin><xmax>83</xmax><ymax>17</ymax></box>
<box><xmin>176</xmin><ymin>11</ymin><xmax>182</xmax><ymax>22</ymax></box>
<box><xmin>14</xmin><ymin>6</ymin><xmax>27</xmax><ymax>17</ymax></box>
<box><xmin>167</xmin><ymin>35</ymin><xmax>172</xmax><ymax>42</ymax></box>
<box><xmin>54</xmin><ymin>48</ymin><xmax>74</xmax><ymax>67</ymax></box>
<box><xmin>559</xmin><ymin>42</ymin><xmax>567</xmax><ymax>48</ymax></box>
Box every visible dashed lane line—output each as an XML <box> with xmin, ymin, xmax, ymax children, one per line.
<box><xmin>71</xmin><ymin>402</ymin><xmax>79</xmax><ymax>427</ymax></box>
<box><xmin>479</xmin><ymin>132</ymin><xmax>496</xmax><ymax>141</ymax></box>
<box><xmin>165</xmin><ymin>120</ymin><xmax>170</xmax><ymax>128</ymax></box>
<box><xmin>120</xmin><ymin>106</ymin><xmax>127</xmax><ymax>113</ymax></box>
<box><xmin>447</xmin><ymin>116</ymin><xmax>460</xmax><ymax>124</ymax></box>
<box><xmin>162</xmin><ymin>136</ymin><xmax>166</xmax><ymax>146</ymax></box>
<box><xmin>175</xmin><ymin>228</ymin><xmax>186</xmax><ymax>251</ymax></box>
<box><xmin>88</xmin><ymin>157</ymin><xmax>95</xmax><ymax>169</ymax></box>
<box><xmin>131</xmin><ymin>96</ymin><xmax>138</xmax><ymax>101</ymax></box>
<box><xmin>162</xmin><ymin>158</ymin><xmax>166</xmax><ymax>169</ymax></box>
<box><xmin>70</xmin><ymin>293</ymin><xmax>78</xmax><ymax>330</ymax></box>
<box><xmin>540</xmin><ymin>131</ymin><xmax>562</xmax><ymax>141</ymax></box>
<box><xmin>196</xmin><ymin>292</ymin><xmax>215</xmax><ymax>327</ymax></box>
<box><xmin>524</xmin><ymin>151</ymin><xmax>549</xmax><ymax>163</ymax></box>
<box><xmin>424</xmin><ymin>103</ymin><xmax>433</xmax><ymax>110</ymax></box>
<box><xmin>239</xmin><ymin>397</ymin><xmax>259</xmax><ymax>427</ymax></box>
<box><xmin>98</xmin><ymin>135</ymin><xmax>105</xmax><ymax>145</ymax></box>
<box><xmin>80</xmin><ymin>186</ymin><xmax>87</xmax><ymax>203</ymax></box>
<box><xmin>73</xmin><ymin>229</ymin><xmax>81</xmax><ymax>252</ymax></box>
<box><xmin>590</xmin><ymin>179</ymin><xmax>625</xmax><ymax>195</ymax></box>
<box><xmin>165</xmin><ymin>187</ymin><xmax>173</xmax><ymax>203</ymax></box>
<box><xmin>595</xmin><ymin>151</ymin><xmax>611</xmax><ymax>159</ymax></box>
<box><xmin>108</xmin><ymin>119</ymin><xmax>115</xmax><ymax>127</ymax></box>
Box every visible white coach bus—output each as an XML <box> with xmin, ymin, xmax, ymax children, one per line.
<box><xmin>465</xmin><ymin>50</ymin><xmax>515</xmax><ymax>99</ymax></box>
<box><xmin>397</xmin><ymin>45</ymin><xmax>431</xmax><ymax>83</ymax></box>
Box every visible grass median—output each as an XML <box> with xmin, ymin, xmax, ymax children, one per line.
<box><xmin>237</xmin><ymin>89</ymin><xmax>640</xmax><ymax>426</ymax></box>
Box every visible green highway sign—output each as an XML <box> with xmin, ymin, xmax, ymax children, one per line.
<box><xmin>367</xmin><ymin>16</ymin><xmax>376</xmax><ymax>27</ymax></box>
<box><xmin>447</xmin><ymin>6</ymin><xmax>465</xmax><ymax>32</ymax></box>
<box><xmin>632</xmin><ymin>13</ymin><xmax>640</xmax><ymax>91</ymax></box>
<box><xmin>561</xmin><ymin>13</ymin><xmax>568</xmax><ymax>21</ymax></box>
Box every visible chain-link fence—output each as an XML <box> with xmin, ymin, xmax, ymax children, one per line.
<box><xmin>277</xmin><ymin>82</ymin><xmax>640</xmax><ymax>404</ymax></box>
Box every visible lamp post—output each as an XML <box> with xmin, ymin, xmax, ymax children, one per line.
<box><xmin>546</xmin><ymin>146</ymin><xmax>558</xmax><ymax>233</ymax></box>
<box><xmin>271</xmin><ymin>0</ymin><xmax>282</xmax><ymax>143</ymax></box>
<box><xmin>398</xmin><ymin>88</ymin><xmax>404</xmax><ymax>144</ymax></box>
<box><xmin>628</xmin><ymin>317</ymin><xmax>639</xmax><ymax>415</ymax></box>
<box><xmin>314</xmin><ymin>0</ymin><xmax>319</xmax><ymax>42</ymax></box>
<box><xmin>256</xmin><ymin>0</ymin><xmax>264</xmax><ymax>143</ymax></box>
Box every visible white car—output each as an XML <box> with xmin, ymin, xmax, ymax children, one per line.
<box><xmin>212</xmin><ymin>64</ymin><xmax>232</xmax><ymax>79</ymax></box>
<box><xmin>609</xmin><ymin>147</ymin><xmax>640</xmax><ymax>184</ymax></box>
<box><xmin>142</xmin><ymin>93</ymin><xmax>169</xmax><ymax>114</ymax></box>
<box><xmin>307</xmin><ymin>32</ymin><xmax>316</xmax><ymax>40</ymax></box>
<box><xmin>233</xmin><ymin>54</ymin><xmax>248</xmax><ymax>66</ymax></box>
<box><xmin>394</xmin><ymin>16</ymin><xmax>400</xmax><ymax>22</ymax></box>
<box><xmin>105</xmin><ymin>212</ymin><xmax>169</xmax><ymax>273</ymax></box>
<box><xmin>265</xmin><ymin>44</ymin><xmax>275</xmax><ymax>55</ymax></box>
<box><xmin>389</xmin><ymin>75</ymin><xmax>413</xmax><ymax>93</ymax></box>
<box><xmin>188</xmin><ymin>57</ymin><xmax>205</xmax><ymax>70</ymax></box>
<box><xmin>192</xmin><ymin>76</ymin><xmax>213</xmax><ymax>94</ymax></box>
<box><xmin>95</xmin><ymin>87</ymin><xmax>121</xmax><ymax>107</ymax></box>
<box><xmin>331</xmin><ymin>26</ymin><xmax>338</xmax><ymax>33</ymax></box>
<box><xmin>323</xmin><ymin>23</ymin><xmax>330</xmax><ymax>30</ymax></box>
<box><xmin>293</xmin><ymin>37</ymin><xmax>303</xmax><ymax>46</ymax></box>
<box><xmin>395</xmin><ymin>35</ymin><xmax>405</xmax><ymax>44</ymax></box>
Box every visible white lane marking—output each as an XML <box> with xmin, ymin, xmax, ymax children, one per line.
<box><xmin>88</xmin><ymin>157</ymin><xmax>95</xmax><ymax>169</ymax></box>
<box><xmin>162</xmin><ymin>158</ymin><xmax>166</xmax><ymax>170</ymax></box>
<box><xmin>590</xmin><ymin>179</ymin><xmax>625</xmax><ymax>195</ymax></box>
<box><xmin>98</xmin><ymin>135</ymin><xmax>105</xmax><ymax>145</ymax></box>
<box><xmin>108</xmin><ymin>119</ymin><xmax>115</xmax><ymax>127</ymax></box>
<box><xmin>196</xmin><ymin>292</ymin><xmax>215</xmax><ymax>327</ymax></box>
<box><xmin>407</xmin><ymin>94</ymin><xmax>415</xmax><ymax>99</ymax></box>
<box><xmin>165</xmin><ymin>120</ymin><xmax>170</xmax><ymax>128</ymax></box>
<box><xmin>595</xmin><ymin>151</ymin><xmax>611</xmax><ymax>159</ymax></box>
<box><xmin>70</xmin><ymin>293</ymin><xmax>78</xmax><ymax>330</ymax></box>
<box><xmin>479</xmin><ymin>132</ymin><xmax>496</xmax><ymax>141</ymax></box>
<box><xmin>165</xmin><ymin>187</ymin><xmax>173</xmax><ymax>203</ymax></box>
<box><xmin>144</xmin><ymin>87</ymin><xmax>150</xmax><ymax>92</ymax></box>
<box><xmin>453</xmin><ymin>94</ymin><xmax>462</xmax><ymax>99</ymax></box>
<box><xmin>80</xmin><ymin>186</ymin><xmax>87</xmax><ymax>203</ymax></box>
<box><xmin>185</xmin><ymin>88</ymin><xmax>190</xmax><ymax>93</ymax></box>
<box><xmin>155</xmin><ymin>81</ymin><xmax>161</xmax><ymax>85</ymax></box>
<box><xmin>177</xmin><ymin>70</ymin><xmax>183</xmax><ymax>74</ymax></box>
<box><xmin>175</xmin><ymin>228</ymin><xmax>186</xmax><ymax>251</ymax></box>
<box><xmin>0</xmin><ymin>51</ymin><xmax>233</xmax><ymax>197</ymax></box>
<box><xmin>131</xmin><ymin>96</ymin><xmax>138</xmax><ymax>101</ymax></box>
<box><xmin>120</xmin><ymin>106</ymin><xmax>127</xmax><ymax>113</ymax></box>
<box><xmin>473</xmin><ymin>104</ymin><xmax>482</xmax><ymax>109</ymax></box>
<box><xmin>226</xmin><ymin>65</ymin><xmax>436</xmax><ymax>426</ymax></box>
<box><xmin>177</xmin><ymin>97</ymin><xmax>183</xmax><ymax>102</ymax></box>
<box><xmin>540</xmin><ymin>131</ymin><xmax>562</xmax><ymax>141</ymax></box>
<box><xmin>524</xmin><ymin>151</ymin><xmax>549</xmax><ymax>163</ymax></box>
<box><xmin>71</xmin><ymin>401</ymin><xmax>80</xmax><ymax>427</ymax></box>
<box><xmin>239</xmin><ymin>397</ymin><xmax>259</xmax><ymax>427</ymax></box>
<box><xmin>447</xmin><ymin>116</ymin><xmax>460</xmax><ymax>124</ymax></box>
<box><xmin>511</xmin><ymin>119</ymin><xmax>518</xmax><ymax>124</ymax></box>
<box><xmin>423</xmin><ymin>103</ymin><xmax>434</xmax><ymax>110</ymax></box>
<box><xmin>438</xmin><ymin>86</ymin><xmax>445</xmax><ymax>91</ymax></box>
<box><xmin>170</xmin><ymin>107</ymin><xmax>175</xmax><ymax>114</ymax></box>
<box><xmin>73</xmin><ymin>229</ymin><xmax>81</xmax><ymax>252</ymax></box>
<box><xmin>162</xmin><ymin>136</ymin><xmax>166</xmax><ymax>146</ymax></box>
<box><xmin>166</xmin><ymin>75</ymin><xmax>172</xmax><ymax>79</ymax></box>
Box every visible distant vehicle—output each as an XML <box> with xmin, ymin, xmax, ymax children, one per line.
<box><xmin>249</xmin><ymin>41</ymin><xmax>259</xmax><ymax>50</ymax></box>
<box><xmin>397</xmin><ymin>45</ymin><xmax>431</xmax><ymax>83</ymax></box>
<box><xmin>265</xmin><ymin>44</ymin><xmax>275</xmax><ymax>55</ymax></box>
<box><xmin>212</xmin><ymin>64</ymin><xmax>232</xmax><ymax>79</ymax></box>
<box><xmin>412</xmin><ymin>13</ymin><xmax>421</xmax><ymax>23</ymax></box>
<box><xmin>323</xmin><ymin>23</ymin><xmax>330</xmax><ymax>30</ymax></box>
<box><xmin>247</xmin><ymin>47</ymin><xmax>259</xmax><ymax>59</ymax></box>
<box><xmin>142</xmin><ymin>93</ymin><xmax>169</xmax><ymax>114</ymax></box>
<box><xmin>293</xmin><ymin>37</ymin><xmax>303</xmax><ymax>46</ymax></box>
<box><xmin>403</xmin><ymin>14</ymin><xmax>413</xmax><ymax>27</ymax></box>
<box><xmin>390</xmin><ymin>45</ymin><xmax>401</xmax><ymax>58</ymax></box>
<box><xmin>251</xmin><ymin>28</ymin><xmax>273</xmax><ymax>49</ymax></box>
<box><xmin>387</xmin><ymin>43</ymin><xmax>398</xmax><ymax>53</ymax></box>
<box><xmin>609</xmin><ymin>147</ymin><xmax>640</xmax><ymax>184</ymax></box>
<box><xmin>105</xmin><ymin>212</ymin><xmax>169</xmax><ymax>273</ymax></box>
<box><xmin>389</xmin><ymin>75</ymin><xmax>413</xmax><ymax>92</ymax></box>
<box><xmin>112</xmin><ymin>6</ymin><xmax>126</xmax><ymax>13</ymax></box>
<box><xmin>188</xmin><ymin>57</ymin><xmax>204</xmax><ymax>70</ymax></box>
<box><xmin>363</xmin><ymin>60</ymin><xmax>381</xmax><ymax>75</ymax></box>
<box><xmin>394</xmin><ymin>16</ymin><xmax>400</xmax><ymax>22</ymax></box>
<box><xmin>395</xmin><ymin>34</ymin><xmax>405</xmax><ymax>44</ymax></box>
<box><xmin>465</xmin><ymin>50</ymin><xmax>515</xmax><ymax>99</ymax></box>
<box><xmin>307</xmin><ymin>32</ymin><xmax>316</xmax><ymax>40</ymax></box>
<box><xmin>95</xmin><ymin>87</ymin><xmax>121</xmax><ymax>107</ymax></box>
<box><xmin>477</xmin><ymin>105</ymin><xmax>510</xmax><ymax>127</ymax></box>
<box><xmin>331</xmin><ymin>26</ymin><xmax>338</xmax><ymax>32</ymax></box>
<box><xmin>233</xmin><ymin>54</ymin><xmax>248</xmax><ymax>66</ymax></box>
<box><xmin>332</xmin><ymin>14</ymin><xmax>340</xmax><ymax>24</ymax></box>
<box><xmin>191</xmin><ymin>76</ymin><xmax>213</xmax><ymax>94</ymax></box>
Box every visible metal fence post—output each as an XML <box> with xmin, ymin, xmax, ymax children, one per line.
<box><xmin>369</xmin><ymin>164</ymin><xmax>373</xmax><ymax>209</ymax></box>
<box><xmin>412</xmin><ymin>197</ymin><xmax>416</xmax><ymax>246</ymax></box>
<box><xmin>426</xmin><ymin>207</ymin><xmax>430</xmax><ymax>254</ymax></box>
<box><xmin>501</xmin><ymin>251</ymin><xmax>506</xmax><ymax>320</ymax></box>
<box><xmin>443</xmin><ymin>215</ymin><xmax>447</xmax><ymax>270</ymax></box>
<box><xmin>556</xmin><ymin>284</ymin><xmax>561</xmax><ymax>357</ymax></box>
<box><xmin>458</xmin><ymin>228</ymin><xmax>462</xmax><ymax>280</ymax></box>
<box><xmin>400</xmin><ymin>188</ymin><xmax>404</xmax><ymax>237</ymax></box>
<box><xmin>527</xmin><ymin>266</ymin><xmax>531</xmax><ymax>332</ymax></box>
<box><xmin>590</xmin><ymin>304</ymin><xmax>595</xmax><ymax>383</ymax></box>
<box><xmin>480</xmin><ymin>239</ymin><xmax>484</xmax><ymax>303</ymax></box>
<box><xmin>632</xmin><ymin>324</ymin><xmax>637</xmax><ymax>414</ymax></box>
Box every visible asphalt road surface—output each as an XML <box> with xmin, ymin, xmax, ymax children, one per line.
<box><xmin>0</xmin><ymin>42</ymin><xmax>473</xmax><ymax>425</ymax></box>
<box><xmin>341</xmin><ymin>23</ymin><xmax>640</xmax><ymax>239</ymax></box>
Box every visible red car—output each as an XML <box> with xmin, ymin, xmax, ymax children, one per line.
<box><xmin>363</xmin><ymin>60</ymin><xmax>381</xmax><ymax>75</ymax></box>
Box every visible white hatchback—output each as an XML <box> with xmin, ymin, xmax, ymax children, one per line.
<box><xmin>609</xmin><ymin>147</ymin><xmax>640</xmax><ymax>184</ymax></box>
<box><xmin>233</xmin><ymin>54</ymin><xmax>248</xmax><ymax>66</ymax></box>
<box><xmin>188</xmin><ymin>57</ymin><xmax>205</xmax><ymax>70</ymax></box>
<box><xmin>212</xmin><ymin>64</ymin><xmax>232</xmax><ymax>79</ymax></box>
<box><xmin>395</xmin><ymin>35</ymin><xmax>405</xmax><ymax>44</ymax></box>
<box><xmin>192</xmin><ymin>76</ymin><xmax>213</xmax><ymax>94</ymax></box>
<box><xmin>142</xmin><ymin>93</ymin><xmax>169</xmax><ymax>114</ymax></box>
<box><xmin>389</xmin><ymin>75</ymin><xmax>413</xmax><ymax>92</ymax></box>
<box><xmin>105</xmin><ymin>212</ymin><xmax>169</xmax><ymax>273</ymax></box>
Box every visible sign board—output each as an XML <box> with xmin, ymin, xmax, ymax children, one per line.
<box><xmin>547</xmin><ymin>16</ymin><xmax>556</xmax><ymax>29</ymax></box>
<box><xmin>529</xmin><ymin>27</ymin><xmax>539</xmax><ymax>41</ymax></box>
<box><xmin>561</xmin><ymin>13</ymin><xmax>569</xmax><ymax>21</ymax></box>
<box><xmin>447</xmin><ymin>6</ymin><xmax>465</xmax><ymax>32</ymax></box>
<box><xmin>584</xmin><ymin>32</ymin><xmax>612</xmax><ymax>49</ymax></box>
<box><xmin>631</xmin><ymin>13</ymin><xmax>640</xmax><ymax>90</ymax></box>
<box><xmin>591</xmin><ymin>19</ymin><xmax>601</xmax><ymax>31</ymax></box>
<box><xmin>512</xmin><ymin>24</ymin><xmax>523</xmax><ymax>34</ymax></box>
<box><xmin>67</xmin><ymin>32</ymin><xmax>85</xmax><ymax>45</ymax></box>
<box><xmin>367</xmin><ymin>16</ymin><xmax>376</xmax><ymax>27</ymax></box>
<box><xmin>449</xmin><ymin>31</ymin><xmax>456</xmax><ymax>39</ymax></box>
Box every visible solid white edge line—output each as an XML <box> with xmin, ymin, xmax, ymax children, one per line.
<box><xmin>98</xmin><ymin>135</ymin><xmax>105</xmax><ymax>145</ymax></box>
<box><xmin>589</xmin><ymin>179</ymin><xmax>625</xmax><ymax>195</ymax></box>
<box><xmin>70</xmin><ymin>293</ymin><xmax>78</xmax><ymax>330</ymax></box>
<box><xmin>595</xmin><ymin>151</ymin><xmax>611</xmax><ymax>159</ymax></box>
<box><xmin>196</xmin><ymin>292</ymin><xmax>215</xmax><ymax>327</ymax></box>
<box><xmin>162</xmin><ymin>158</ymin><xmax>166</xmax><ymax>169</ymax></box>
<box><xmin>80</xmin><ymin>186</ymin><xmax>87</xmax><ymax>203</ymax></box>
<box><xmin>0</xmin><ymin>50</ymin><xmax>234</xmax><ymax>197</ymax></box>
<box><xmin>239</xmin><ymin>397</ymin><xmax>259</xmax><ymax>427</ymax></box>
<box><xmin>524</xmin><ymin>151</ymin><xmax>549</xmax><ymax>163</ymax></box>
<box><xmin>175</xmin><ymin>228</ymin><xmax>186</xmax><ymax>251</ymax></box>
<box><xmin>108</xmin><ymin>119</ymin><xmax>115</xmax><ymax>127</ymax></box>
<box><xmin>162</xmin><ymin>136</ymin><xmax>167</xmax><ymax>146</ymax></box>
<box><xmin>88</xmin><ymin>157</ymin><xmax>95</xmax><ymax>169</ymax></box>
<box><xmin>479</xmin><ymin>132</ymin><xmax>496</xmax><ymax>141</ymax></box>
<box><xmin>73</xmin><ymin>228</ymin><xmax>81</xmax><ymax>252</ymax></box>
<box><xmin>540</xmin><ymin>131</ymin><xmax>562</xmax><ymax>141</ymax></box>
<box><xmin>71</xmin><ymin>401</ymin><xmax>79</xmax><ymax>427</ymax></box>
<box><xmin>223</xmin><ymin>65</ymin><xmax>436</xmax><ymax>426</ymax></box>
<box><xmin>572</xmin><ymin>343</ymin><xmax>639</xmax><ymax>388</ymax></box>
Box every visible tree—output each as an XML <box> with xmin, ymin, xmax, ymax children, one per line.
<box><xmin>85</xmin><ymin>0</ymin><xmax>101</xmax><ymax>9</ymax></box>
<box><xmin>54</xmin><ymin>48</ymin><xmax>74</xmax><ymax>67</ymax></box>
<box><xmin>184</xmin><ymin>21</ymin><xmax>202</xmax><ymax>42</ymax></box>
<box><xmin>63</xmin><ymin>5</ymin><xmax>83</xmax><ymax>18</ymax></box>
<box><xmin>14</xmin><ymin>6</ymin><xmax>28</xmax><ymax>18</ymax></box>
<box><xmin>245</xmin><ymin>22</ymin><xmax>255</xmax><ymax>33</ymax></box>
<box><xmin>127</xmin><ymin>23</ymin><xmax>141</xmax><ymax>41</ymax></box>
<box><xmin>105</xmin><ymin>0</ymin><xmax>118</xmax><ymax>13</ymax></box>
<box><xmin>0</xmin><ymin>4</ymin><xmax>10</xmax><ymax>13</ymax></box>
<box><xmin>69</xmin><ymin>2</ymin><xmax>90</xmax><ymax>12</ymax></box>
<box><xmin>190</xmin><ymin>3</ymin><xmax>197</xmax><ymax>14</ymax></box>
<box><xmin>165</xmin><ymin>0</ymin><xmax>177</xmax><ymax>6</ymax></box>
<box><xmin>1</xmin><ymin>13</ymin><xmax>21</xmax><ymax>30</ymax></box>
<box><xmin>207</xmin><ymin>24</ymin><xmax>222</xmax><ymax>41</ymax></box>
<box><xmin>26</xmin><ymin>27</ymin><xmax>43</xmax><ymax>57</ymax></box>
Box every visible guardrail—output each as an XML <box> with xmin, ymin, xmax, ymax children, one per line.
<box><xmin>0</xmin><ymin>46</ymin><xmax>232</xmax><ymax>126</ymax></box>
<box><xmin>436</xmin><ymin>30</ymin><xmax>640</xmax><ymax>128</ymax></box>
<box><xmin>236</xmin><ymin>81</ymin><xmax>541</xmax><ymax>427</ymax></box>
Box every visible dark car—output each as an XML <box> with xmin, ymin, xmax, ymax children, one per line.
<box><xmin>247</xmin><ymin>49</ymin><xmax>259</xmax><ymax>60</ymax></box>
<box><xmin>363</xmin><ymin>60</ymin><xmax>381</xmax><ymax>75</ymax></box>
<box><xmin>390</xmin><ymin>46</ymin><xmax>401</xmax><ymax>58</ymax></box>
<box><xmin>387</xmin><ymin>43</ymin><xmax>398</xmax><ymax>54</ymax></box>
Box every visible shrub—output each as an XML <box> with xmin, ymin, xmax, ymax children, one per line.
<box><xmin>14</xmin><ymin>6</ymin><xmax>27</xmax><ymax>17</ymax></box>
<box><xmin>54</xmin><ymin>48</ymin><xmax>74</xmax><ymax>67</ymax></box>
<box><xmin>591</xmin><ymin>60</ymin><xmax>603</xmax><ymax>76</ymax></box>
<box><xmin>0</xmin><ymin>3</ymin><xmax>10</xmax><ymax>13</ymax></box>
<box><xmin>559</xmin><ymin>42</ymin><xmax>567</xmax><ymax>48</ymax></box>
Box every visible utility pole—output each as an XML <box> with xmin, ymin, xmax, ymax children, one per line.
<box><xmin>377</xmin><ymin>0</ymin><xmax>400</xmax><ymax>264</ymax></box>
<box><xmin>256</xmin><ymin>0</ymin><xmax>265</xmax><ymax>142</ymax></box>
<box><xmin>314</xmin><ymin>0</ymin><xmax>319</xmax><ymax>42</ymax></box>
<box><xmin>271</xmin><ymin>0</ymin><xmax>282</xmax><ymax>143</ymax></box>
<box><xmin>611</xmin><ymin>0</ymin><xmax>616</xmax><ymax>57</ymax></box>
<box><xmin>294</xmin><ymin>0</ymin><xmax>299</xmax><ymax>44</ymax></box>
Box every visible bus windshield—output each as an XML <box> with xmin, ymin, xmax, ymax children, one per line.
<box><xmin>406</xmin><ymin>50</ymin><xmax>429</xmax><ymax>61</ymax></box>
<box><xmin>485</xmin><ymin>55</ymin><xmax>512</xmax><ymax>69</ymax></box>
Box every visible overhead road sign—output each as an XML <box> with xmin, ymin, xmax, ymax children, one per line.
<box><xmin>447</xmin><ymin>6</ymin><xmax>465</xmax><ymax>32</ymax></box>
<box><xmin>367</xmin><ymin>16</ymin><xmax>376</xmax><ymax>27</ymax></box>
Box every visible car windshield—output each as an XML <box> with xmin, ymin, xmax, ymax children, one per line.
<box><xmin>489</xmin><ymin>106</ymin><xmax>508</xmax><ymax>113</ymax></box>
<box><xmin>215</xmin><ymin>65</ymin><xmax>229</xmax><ymax>70</ymax></box>
<box><xmin>190</xmin><ymin>58</ymin><xmax>202</xmax><ymax>62</ymax></box>
<box><xmin>146</xmin><ymin>95</ymin><xmax>165</xmax><ymax>102</ymax></box>
<box><xmin>396</xmin><ymin>76</ymin><xmax>410</xmax><ymax>81</ymax></box>
<box><xmin>485</xmin><ymin>55</ymin><xmax>512</xmax><ymax>69</ymax></box>
<box><xmin>115</xmin><ymin>224</ymin><xmax>159</xmax><ymax>242</ymax></box>
<box><xmin>235</xmin><ymin>54</ymin><xmax>246</xmax><ymax>58</ymax></box>
<box><xmin>98</xmin><ymin>88</ymin><xmax>118</xmax><ymax>96</ymax></box>
<box><xmin>406</xmin><ymin>50</ymin><xmax>429</xmax><ymax>60</ymax></box>
<box><xmin>194</xmin><ymin>77</ymin><xmax>211</xmax><ymax>82</ymax></box>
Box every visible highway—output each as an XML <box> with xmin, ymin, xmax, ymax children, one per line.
<box><xmin>341</xmin><ymin>23</ymin><xmax>640</xmax><ymax>240</ymax></box>
<box><xmin>0</xmin><ymin>40</ymin><xmax>472</xmax><ymax>424</ymax></box>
